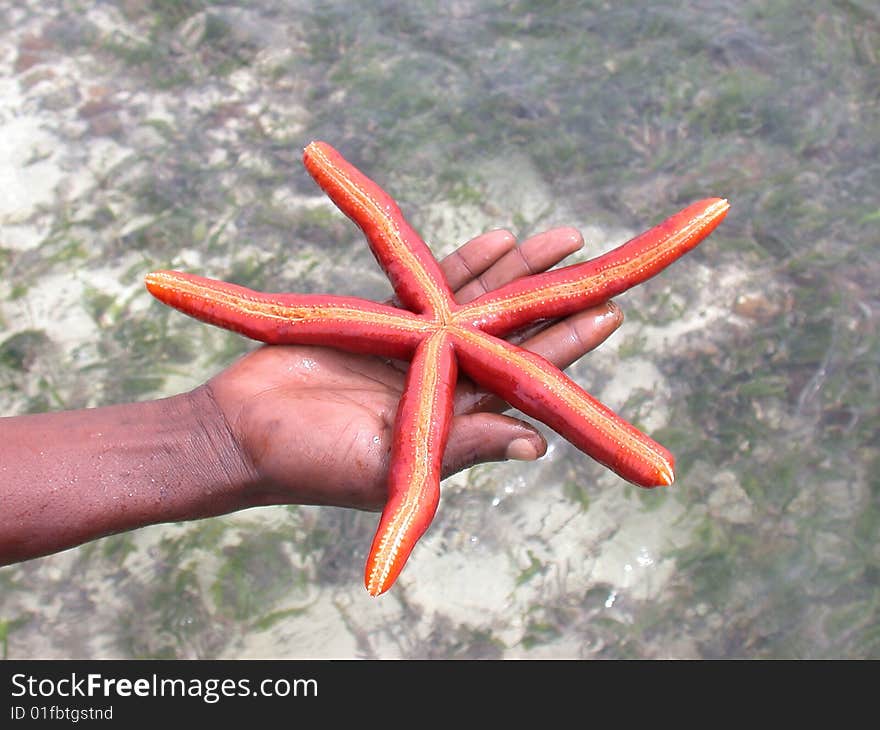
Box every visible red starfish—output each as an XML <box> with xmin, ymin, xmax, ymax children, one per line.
<box><xmin>145</xmin><ymin>141</ymin><xmax>729</xmax><ymax>596</ymax></box>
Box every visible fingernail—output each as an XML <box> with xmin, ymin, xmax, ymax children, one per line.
<box><xmin>506</xmin><ymin>437</ymin><xmax>539</xmax><ymax>461</ymax></box>
<box><xmin>562</xmin><ymin>227</ymin><xmax>584</xmax><ymax>252</ymax></box>
<box><xmin>605</xmin><ymin>300</ymin><xmax>623</xmax><ymax>325</ymax></box>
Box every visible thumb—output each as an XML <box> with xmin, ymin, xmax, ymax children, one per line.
<box><xmin>441</xmin><ymin>413</ymin><xmax>547</xmax><ymax>478</ymax></box>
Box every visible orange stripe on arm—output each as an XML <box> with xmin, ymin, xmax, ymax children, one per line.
<box><xmin>303</xmin><ymin>141</ymin><xmax>455</xmax><ymax>317</ymax></box>
<box><xmin>144</xmin><ymin>270</ymin><xmax>428</xmax><ymax>358</ymax></box>
<box><xmin>365</xmin><ymin>332</ymin><xmax>457</xmax><ymax>596</ymax></box>
<box><xmin>452</xmin><ymin>327</ymin><xmax>674</xmax><ymax>488</ymax></box>
<box><xmin>461</xmin><ymin>198</ymin><xmax>730</xmax><ymax>336</ymax></box>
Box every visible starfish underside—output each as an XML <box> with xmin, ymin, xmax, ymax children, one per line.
<box><xmin>145</xmin><ymin>141</ymin><xmax>729</xmax><ymax>596</ymax></box>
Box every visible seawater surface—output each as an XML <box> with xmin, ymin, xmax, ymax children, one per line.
<box><xmin>0</xmin><ymin>0</ymin><xmax>877</xmax><ymax>658</ymax></box>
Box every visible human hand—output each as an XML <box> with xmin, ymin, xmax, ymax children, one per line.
<box><xmin>205</xmin><ymin>227</ymin><xmax>623</xmax><ymax>512</ymax></box>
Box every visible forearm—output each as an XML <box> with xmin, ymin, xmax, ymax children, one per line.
<box><xmin>0</xmin><ymin>385</ymin><xmax>253</xmax><ymax>565</ymax></box>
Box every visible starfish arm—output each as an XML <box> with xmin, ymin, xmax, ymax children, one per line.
<box><xmin>460</xmin><ymin>198</ymin><xmax>730</xmax><ymax>336</ymax></box>
<box><xmin>365</xmin><ymin>331</ymin><xmax>456</xmax><ymax>596</ymax></box>
<box><xmin>303</xmin><ymin>141</ymin><xmax>456</xmax><ymax>318</ymax></box>
<box><xmin>451</xmin><ymin>327</ymin><xmax>674</xmax><ymax>488</ymax></box>
<box><xmin>144</xmin><ymin>270</ymin><xmax>429</xmax><ymax>359</ymax></box>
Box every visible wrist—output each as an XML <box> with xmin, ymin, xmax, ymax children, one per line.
<box><xmin>174</xmin><ymin>383</ymin><xmax>261</xmax><ymax>518</ymax></box>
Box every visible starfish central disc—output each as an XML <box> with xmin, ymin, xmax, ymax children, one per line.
<box><xmin>145</xmin><ymin>140</ymin><xmax>729</xmax><ymax>596</ymax></box>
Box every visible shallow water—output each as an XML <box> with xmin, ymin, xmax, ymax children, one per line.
<box><xmin>0</xmin><ymin>0</ymin><xmax>877</xmax><ymax>658</ymax></box>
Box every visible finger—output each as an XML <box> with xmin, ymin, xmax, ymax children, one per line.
<box><xmin>440</xmin><ymin>229</ymin><xmax>517</xmax><ymax>293</ymax></box>
<box><xmin>519</xmin><ymin>300</ymin><xmax>624</xmax><ymax>370</ymax></box>
<box><xmin>454</xmin><ymin>227</ymin><xmax>584</xmax><ymax>304</ymax></box>
<box><xmin>441</xmin><ymin>412</ymin><xmax>547</xmax><ymax>478</ymax></box>
<box><xmin>455</xmin><ymin>301</ymin><xmax>624</xmax><ymax>415</ymax></box>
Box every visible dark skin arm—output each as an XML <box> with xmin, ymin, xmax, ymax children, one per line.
<box><xmin>0</xmin><ymin>227</ymin><xmax>623</xmax><ymax>566</ymax></box>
